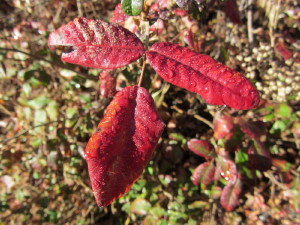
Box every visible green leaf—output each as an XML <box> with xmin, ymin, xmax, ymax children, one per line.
<box><xmin>27</xmin><ymin>96</ymin><xmax>51</xmax><ymax>109</ymax></box>
<box><xmin>122</xmin><ymin>0</ymin><xmax>144</xmax><ymax>16</ymax></box>
<box><xmin>22</xmin><ymin>82</ymin><xmax>32</xmax><ymax>97</ymax></box>
<box><xmin>235</xmin><ymin>150</ymin><xmax>248</xmax><ymax>164</ymax></box>
<box><xmin>270</xmin><ymin>120</ymin><xmax>287</xmax><ymax>134</ymax></box>
<box><xmin>275</xmin><ymin>103</ymin><xmax>292</xmax><ymax>118</ymax></box>
<box><xmin>130</xmin><ymin>198</ymin><xmax>151</xmax><ymax>215</ymax></box>
<box><xmin>66</xmin><ymin>107</ymin><xmax>77</xmax><ymax>118</ymax></box>
<box><xmin>34</xmin><ymin>109</ymin><xmax>48</xmax><ymax>125</ymax></box>
<box><xmin>46</xmin><ymin>100</ymin><xmax>58</xmax><ymax>121</ymax></box>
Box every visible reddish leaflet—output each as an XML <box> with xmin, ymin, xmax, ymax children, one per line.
<box><xmin>84</xmin><ymin>86</ymin><xmax>164</xmax><ymax>206</ymax></box>
<box><xmin>48</xmin><ymin>16</ymin><xmax>260</xmax><ymax>207</ymax></box>
<box><xmin>146</xmin><ymin>42</ymin><xmax>260</xmax><ymax>110</ymax></box>
<box><xmin>48</xmin><ymin>17</ymin><xmax>145</xmax><ymax>69</ymax></box>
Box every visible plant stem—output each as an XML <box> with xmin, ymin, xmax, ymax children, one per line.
<box><xmin>138</xmin><ymin>58</ymin><xmax>147</xmax><ymax>87</ymax></box>
<box><xmin>137</xmin><ymin>20</ymin><xmax>150</xmax><ymax>87</ymax></box>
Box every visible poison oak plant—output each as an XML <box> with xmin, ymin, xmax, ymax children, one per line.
<box><xmin>48</xmin><ymin>8</ymin><xmax>259</xmax><ymax>207</ymax></box>
<box><xmin>187</xmin><ymin>112</ymin><xmax>272</xmax><ymax>211</ymax></box>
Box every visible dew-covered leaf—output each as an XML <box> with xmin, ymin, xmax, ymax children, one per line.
<box><xmin>122</xmin><ymin>0</ymin><xmax>144</xmax><ymax>16</ymax></box>
<box><xmin>187</xmin><ymin>139</ymin><xmax>216</xmax><ymax>160</ymax></box>
<box><xmin>84</xmin><ymin>86</ymin><xmax>164</xmax><ymax>206</ymax></box>
<box><xmin>220</xmin><ymin>177</ymin><xmax>242</xmax><ymax>211</ymax></box>
<box><xmin>216</xmin><ymin>153</ymin><xmax>238</xmax><ymax>183</ymax></box>
<box><xmin>48</xmin><ymin>17</ymin><xmax>145</xmax><ymax>69</ymax></box>
<box><xmin>146</xmin><ymin>42</ymin><xmax>260</xmax><ymax>110</ymax></box>
<box><xmin>247</xmin><ymin>141</ymin><xmax>272</xmax><ymax>172</ymax></box>
<box><xmin>99</xmin><ymin>70</ymin><xmax>116</xmax><ymax>98</ymax></box>
<box><xmin>192</xmin><ymin>161</ymin><xmax>215</xmax><ymax>186</ymax></box>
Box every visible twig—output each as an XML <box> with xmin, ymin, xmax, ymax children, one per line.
<box><xmin>171</xmin><ymin>105</ymin><xmax>214</xmax><ymax>129</ymax></box>
<box><xmin>77</xmin><ymin>0</ymin><xmax>83</xmax><ymax>17</ymax></box>
<box><xmin>0</xmin><ymin>47</ymin><xmax>98</xmax><ymax>81</ymax></box>
<box><xmin>138</xmin><ymin>58</ymin><xmax>147</xmax><ymax>87</ymax></box>
<box><xmin>193</xmin><ymin>114</ymin><xmax>214</xmax><ymax>129</ymax></box>
<box><xmin>247</xmin><ymin>0</ymin><xmax>254</xmax><ymax>48</ymax></box>
<box><xmin>0</xmin><ymin>120</ymin><xmax>61</xmax><ymax>144</ymax></box>
<box><xmin>209</xmin><ymin>202</ymin><xmax>217</xmax><ymax>225</ymax></box>
<box><xmin>137</xmin><ymin>21</ymin><xmax>149</xmax><ymax>87</ymax></box>
<box><xmin>264</xmin><ymin>172</ymin><xmax>288</xmax><ymax>190</ymax></box>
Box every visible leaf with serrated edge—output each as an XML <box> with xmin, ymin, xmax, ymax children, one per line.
<box><xmin>187</xmin><ymin>139</ymin><xmax>216</xmax><ymax>160</ymax></box>
<box><xmin>192</xmin><ymin>161</ymin><xmax>215</xmax><ymax>186</ymax></box>
<box><xmin>220</xmin><ymin>177</ymin><xmax>242</xmax><ymax>211</ymax></box>
<box><xmin>48</xmin><ymin>17</ymin><xmax>145</xmax><ymax>69</ymax></box>
<box><xmin>216</xmin><ymin>154</ymin><xmax>238</xmax><ymax>183</ymax></box>
<box><xmin>146</xmin><ymin>42</ymin><xmax>260</xmax><ymax>110</ymax></box>
<box><xmin>84</xmin><ymin>86</ymin><xmax>164</xmax><ymax>206</ymax></box>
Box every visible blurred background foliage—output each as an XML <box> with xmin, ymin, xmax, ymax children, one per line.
<box><xmin>0</xmin><ymin>0</ymin><xmax>300</xmax><ymax>224</ymax></box>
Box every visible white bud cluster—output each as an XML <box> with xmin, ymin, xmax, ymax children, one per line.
<box><xmin>234</xmin><ymin>43</ymin><xmax>300</xmax><ymax>102</ymax></box>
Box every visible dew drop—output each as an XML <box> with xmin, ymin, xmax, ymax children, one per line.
<box><xmin>190</xmin><ymin>79</ymin><xmax>196</xmax><ymax>88</ymax></box>
<box><xmin>150</xmin><ymin>112</ymin><xmax>158</xmax><ymax>121</ymax></box>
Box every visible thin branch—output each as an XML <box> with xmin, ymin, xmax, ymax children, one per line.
<box><xmin>171</xmin><ymin>105</ymin><xmax>214</xmax><ymax>129</ymax></box>
<box><xmin>138</xmin><ymin>58</ymin><xmax>147</xmax><ymax>87</ymax></box>
<box><xmin>0</xmin><ymin>47</ymin><xmax>98</xmax><ymax>81</ymax></box>
<box><xmin>264</xmin><ymin>172</ymin><xmax>288</xmax><ymax>190</ymax></box>
<box><xmin>77</xmin><ymin>0</ymin><xmax>83</xmax><ymax>17</ymax></box>
<box><xmin>0</xmin><ymin>120</ymin><xmax>61</xmax><ymax>144</ymax></box>
<box><xmin>193</xmin><ymin>114</ymin><xmax>214</xmax><ymax>129</ymax></box>
<box><xmin>247</xmin><ymin>0</ymin><xmax>254</xmax><ymax>48</ymax></box>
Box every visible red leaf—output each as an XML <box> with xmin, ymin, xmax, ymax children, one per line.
<box><xmin>84</xmin><ymin>86</ymin><xmax>164</xmax><ymax>206</ymax></box>
<box><xmin>239</xmin><ymin>120</ymin><xmax>267</xmax><ymax>141</ymax></box>
<box><xmin>275</xmin><ymin>40</ymin><xmax>292</xmax><ymax>61</ymax></box>
<box><xmin>224</xmin><ymin>126</ymin><xmax>244</xmax><ymax>152</ymax></box>
<box><xmin>48</xmin><ymin>17</ymin><xmax>145</xmax><ymax>69</ymax></box>
<box><xmin>192</xmin><ymin>161</ymin><xmax>216</xmax><ymax>186</ymax></box>
<box><xmin>223</xmin><ymin>0</ymin><xmax>242</xmax><ymax>25</ymax></box>
<box><xmin>187</xmin><ymin>139</ymin><xmax>216</xmax><ymax>160</ymax></box>
<box><xmin>146</xmin><ymin>42</ymin><xmax>259</xmax><ymax>110</ymax></box>
<box><xmin>184</xmin><ymin>29</ymin><xmax>201</xmax><ymax>52</ymax></box>
<box><xmin>109</xmin><ymin>3</ymin><xmax>129</xmax><ymax>24</ymax></box>
<box><xmin>213</xmin><ymin>113</ymin><xmax>234</xmax><ymax>140</ymax></box>
<box><xmin>99</xmin><ymin>70</ymin><xmax>116</xmax><ymax>98</ymax></box>
<box><xmin>247</xmin><ymin>142</ymin><xmax>271</xmax><ymax>172</ymax></box>
<box><xmin>220</xmin><ymin>177</ymin><xmax>242</xmax><ymax>211</ymax></box>
<box><xmin>216</xmin><ymin>153</ymin><xmax>238</xmax><ymax>183</ymax></box>
<box><xmin>149</xmin><ymin>19</ymin><xmax>164</xmax><ymax>35</ymax></box>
